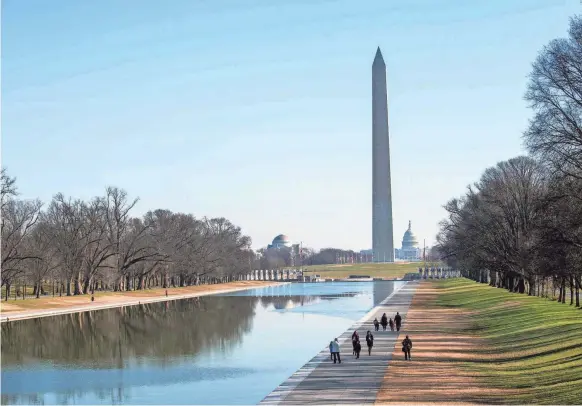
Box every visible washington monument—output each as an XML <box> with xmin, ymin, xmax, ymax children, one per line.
<box><xmin>372</xmin><ymin>47</ymin><xmax>394</xmax><ymax>263</ymax></box>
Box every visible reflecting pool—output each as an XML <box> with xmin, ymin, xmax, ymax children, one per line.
<box><xmin>1</xmin><ymin>281</ymin><xmax>405</xmax><ymax>405</ymax></box>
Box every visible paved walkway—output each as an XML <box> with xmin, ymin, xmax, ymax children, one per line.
<box><xmin>260</xmin><ymin>281</ymin><xmax>419</xmax><ymax>405</ymax></box>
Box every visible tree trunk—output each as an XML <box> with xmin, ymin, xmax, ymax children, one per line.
<box><xmin>82</xmin><ymin>275</ymin><xmax>91</xmax><ymax>294</ymax></box>
<box><xmin>74</xmin><ymin>272</ymin><xmax>83</xmax><ymax>295</ymax></box>
<box><xmin>575</xmin><ymin>276</ymin><xmax>580</xmax><ymax>308</ymax></box>
<box><xmin>569</xmin><ymin>275</ymin><xmax>574</xmax><ymax>305</ymax></box>
<box><xmin>561</xmin><ymin>278</ymin><xmax>566</xmax><ymax>303</ymax></box>
<box><xmin>489</xmin><ymin>270</ymin><xmax>496</xmax><ymax>287</ymax></box>
<box><xmin>528</xmin><ymin>277</ymin><xmax>535</xmax><ymax>296</ymax></box>
<box><xmin>517</xmin><ymin>278</ymin><xmax>525</xmax><ymax>294</ymax></box>
<box><xmin>138</xmin><ymin>274</ymin><xmax>146</xmax><ymax>290</ymax></box>
<box><xmin>5</xmin><ymin>284</ymin><xmax>10</xmax><ymax>301</ymax></box>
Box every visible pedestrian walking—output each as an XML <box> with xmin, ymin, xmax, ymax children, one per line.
<box><xmin>402</xmin><ymin>335</ymin><xmax>412</xmax><ymax>361</ymax></box>
<box><xmin>330</xmin><ymin>338</ymin><xmax>341</xmax><ymax>364</ymax></box>
<box><xmin>380</xmin><ymin>313</ymin><xmax>388</xmax><ymax>331</ymax></box>
<box><xmin>373</xmin><ymin>318</ymin><xmax>380</xmax><ymax>332</ymax></box>
<box><xmin>389</xmin><ymin>317</ymin><xmax>395</xmax><ymax>331</ymax></box>
<box><xmin>354</xmin><ymin>339</ymin><xmax>361</xmax><ymax>359</ymax></box>
<box><xmin>351</xmin><ymin>330</ymin><xmax>360</xmax><ymax>355</ymax></box>
<box><xmin>365</xmin><ymin>331</ymin><xmax>374</xmax><ymax>356</ymax></box>
<box><xmin>394</xmin><ymin>312</ymin><xmax>402</xmax><ymax>332</ymax></box>
<box><xmin>329</xmin><ymin>340</ymin><xmax>334</xmax><ymax>361</ymax></box>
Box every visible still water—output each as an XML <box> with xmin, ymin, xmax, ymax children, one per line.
<box><xmin>1</xmin><ymin>281</ymin><xmax>404</xmax><ymax>405</ymax></box>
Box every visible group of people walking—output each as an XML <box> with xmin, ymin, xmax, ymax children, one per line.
<box><xmin>373</xmin><ymin>312</ymin><xmax>402</xmax><ymax>332</ymax></box>
<box><xmin>328</xmin><ymin>310</ymin><xmax>412</xmax><ymax>364</ymax></box>
<box><xmin>347</xmin><ymin>330</ymin><xmax>375</xmax><ymax>359</ymax></box>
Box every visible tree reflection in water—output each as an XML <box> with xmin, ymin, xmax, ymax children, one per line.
<box><xmin>1</xmin><ymin>294</ymin><xmax>353</xmax><ymax>369</ymax></box>
<box><xmin>1</xmin><ymin>291</ymin><xmax>363</xmax><ymax>405</ymax></box>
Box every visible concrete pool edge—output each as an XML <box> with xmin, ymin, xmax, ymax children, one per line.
<box><xmin>0</xmin><ymin>282</ymin><xmax>288</xmax><ymax>323</ymax></box>
<box><xmin>259</xmin><ymin>280</ymin><xmax>413</xmax><ymax>405</ymax></box>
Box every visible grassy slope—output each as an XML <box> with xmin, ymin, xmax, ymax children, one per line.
<box><xmin>299</xmin><ymin>262</ymin><xmax>425</xmax><ymax>279</ymax></box>
<box><xmin>436</xmin><ymin>279</ymin><xmax>582</xmax><ymax>404</ymax></box>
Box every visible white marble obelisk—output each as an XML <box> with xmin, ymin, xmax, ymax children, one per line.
<box><xmin>372</xmin><ymin>47</ymin><xmax>394</xmax><ymax>263</ymax></box>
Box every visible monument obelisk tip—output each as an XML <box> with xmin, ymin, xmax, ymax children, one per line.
<box><xmin>373</xmin><ymin>47</ymin><xmax>385</xmax><ymax>65</ymax></box>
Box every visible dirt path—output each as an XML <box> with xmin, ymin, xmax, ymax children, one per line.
<box><xmin>375</xmin><ymin>282</ymin><xmax>508</xmax><ymax>404</ymax></box>
<box><xmin>0</xmin><ymin>281</ymin><xmax>282</xmax><ymax>321</ymax></box>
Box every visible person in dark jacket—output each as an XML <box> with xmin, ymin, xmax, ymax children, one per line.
<box><xmin>402</xmin><ymin>335</ymin><xmax>412</xmax><ymax>360</ymax></box>
<box><xmin>373</xmin><ymin>318</ymin><xmax>380</xmax><ymax>332</ymax></box>
<box><xmin>354</xmin><ymin>339</ymin><xmax>362</xmax><ymax>359</ymax></box>
<box><xmin>380</xmin><ymin>313</ymin><xmax>388</xmax><ymax>331</ymax></box>
<box><xmin>365</xmin><ymin>331</ymin><xmax>374</xmax><ymax>356</ymax></box>
<box><xmin>351</xmin><ymin>330</ymin><xmax>360</xmax><ymax>355</ymax></box>
<box><xmin>394</xmin><ymin>312</ymin><xmax>402</xmax><ymax>331</ymax></box>
<box><xmin>389</xmin><ymin>317</ymin><xmax>395</xmax><ymax>331</ymax></box>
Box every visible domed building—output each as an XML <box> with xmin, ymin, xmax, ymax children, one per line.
<box><xmin>268</xmin><ymin>234</ymin><xmax>292</xmax><ymax>249</ymax></box>
<box><xmin>395</xmin><ymin>221</ymin><xmax>421</xmax><ymax>261</ymax></box>
<box><xmin>266</xmin><ymin>234</ymin><xmax>302</xmax><ymax>266</ymax></box>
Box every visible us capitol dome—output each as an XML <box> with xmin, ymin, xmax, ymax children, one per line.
<box><xmin>395</xmin><ymin>221</ymin><xmax>421</xmax><ymax>261</ymax></box>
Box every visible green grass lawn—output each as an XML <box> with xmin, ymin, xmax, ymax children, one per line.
<box><xmin>436</xmin><ymin>279</ymin><xmax>582</xmax><ymax>404</ymax></box>
<box><xmin>297</xmin><ymin>262</ymin><xmax>429</xmax><ymax>279</ymax></box>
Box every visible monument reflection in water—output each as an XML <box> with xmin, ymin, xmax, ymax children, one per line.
<box><xmin>1</xmin><ymin>281</ymin><xmax>404</xmax><ymax>405</ymax></box>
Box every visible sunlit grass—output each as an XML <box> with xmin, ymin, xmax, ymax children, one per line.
<box><xmin>435</xmin><ymin>279</ymin><xmax>582</xmax><ymax>404</ymax></box>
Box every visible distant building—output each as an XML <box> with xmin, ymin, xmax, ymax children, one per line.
<box><xmin>267</xmin><ymin>234</ymin><xmax>301</xmax><ymax>265</ymax></box>
<box><xmin>360</xmin><ymin>249</ymin><xmax>375</xmax><ymax>262</ymax></box>
<box><xmin>268</xmin><ymin>234</ymin><xmax>292</xmax><ymax>249</ymax></box>
<box><xmin>395</xmin><ymin>221</ymin><xmax>421</xmax><ymax>261</ymax></box>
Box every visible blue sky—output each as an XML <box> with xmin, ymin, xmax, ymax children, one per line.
<box><xmin>2</xmin><ymin>0</ymin><xmax>580</xmax><ymax>251</ymax></box>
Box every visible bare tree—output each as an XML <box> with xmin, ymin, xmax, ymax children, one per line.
<box><xmin>43</xmin><ymin>194</ymin><xmax>92</xmax><ymax>296</ymax></box>
<box><xmin>1</xmin><ymin>168</ymin><xmax>18</xmax><ymax>212</ymax></box>
<box><xmin>104</xmin><ymin>187</ymin><xmax>156</xmax><ymax>291</ymax></box>
<box><xmin>1</xmin><ymin>198</ymin><xmax>43</xmax><ymax>298</ymax></box>
<box><xmin>80</xmin><ymin>197</ymin><xmax>115</xmax><ymax>293</ymax></box>
<box><xmin>25</xmin><ymin>221</ymin><xmax>60</xmax><ymax>298</ymax></box>
<box><xmin>2</xmin><ymin>179</ymin><xmax>258</xmax><ymax>297</ymax></box>
<box><xmin>524</xmin><ymin>15</ymin><xmax>582</xmax><ymax>180</ymax></box>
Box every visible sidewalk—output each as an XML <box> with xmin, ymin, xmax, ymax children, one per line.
<box><xmin>260</xmin><ymin>281</ymin><xmax>419</xmax><ymax>405</ymax></box>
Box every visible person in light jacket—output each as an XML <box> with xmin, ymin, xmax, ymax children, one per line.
<box><xmin>330</xmin><ymin>338</ymin><xmax>341</xmax><ymax>364</ymax></box>
<box><xmin>329</xmin><ymin>340</ymin><xmax>334</xmax><ymax>361</ymax></box>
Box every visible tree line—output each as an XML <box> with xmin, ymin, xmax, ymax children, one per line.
<box><xmin>1</xmin><ymin>177</ymin><xmax>254</xmax><ymax>300</ymax></box>
<box><xmin>436</xmin><ymin>16</ymin><xmax>582</xmax><ymax>307</ymax></box>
